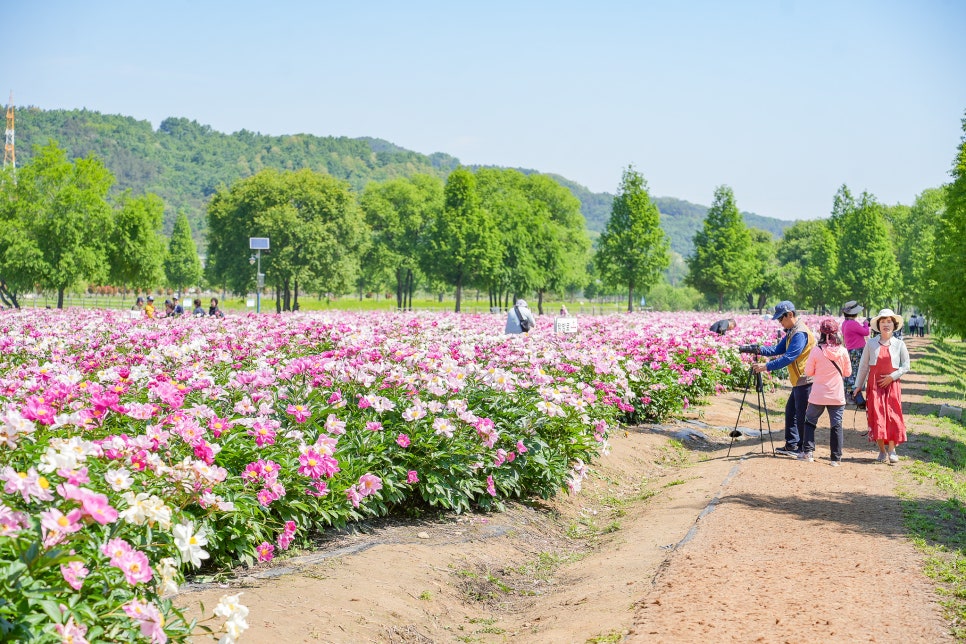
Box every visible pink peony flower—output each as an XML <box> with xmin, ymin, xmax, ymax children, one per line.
<box><xmin>406</xmin><ymin>470</ymin><xmax>419</xmax><ymax>484</ymax></box>
<box><xmin>61</xmin><ymin>560</ymin><xmax>89</xmax><ymax>591</ymax></box>
<box><xmin>396</xmin><ymin>434</ymin><xmax>410</xmax><ymax>448</ymax></box>
<box><xmin>256</xmin><ymin>541</ymin><xmax>274</xmax><ymax>562</ymax></box>
<box><xmin>486</xmin><ymin>475</ymin><xmax>497</xmax><ymax>497</ymax></box>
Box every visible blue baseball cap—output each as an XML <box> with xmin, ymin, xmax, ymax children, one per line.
<box><xmin>772</xmin><ymin>300</ymin><xmax>795</xmax><ymax>320</ymax></box>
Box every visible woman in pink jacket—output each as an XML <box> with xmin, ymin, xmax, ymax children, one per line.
<box><xmin>801</xmin><ymin>318</ymin><xmax>852</xmax><ymax>465</ymax></box>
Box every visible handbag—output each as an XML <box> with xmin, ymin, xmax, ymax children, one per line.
<box><xmin>514</xmin><ymin>306</ymin><xmax>532</xmax><ymax>332</ymax></box>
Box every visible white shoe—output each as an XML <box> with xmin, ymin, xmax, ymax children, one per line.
<box><xmin>888</xmin><ymin>451</ymin><xmax>899</xmax><ymax>464</ymax></box>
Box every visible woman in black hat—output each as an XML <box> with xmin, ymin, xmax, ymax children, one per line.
<box><xmin>840</xmin><ymin>301</ymin><xmax>869</xmax><ymax>399</ymax></box>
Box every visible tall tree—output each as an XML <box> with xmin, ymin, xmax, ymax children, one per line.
<box><xmin>0</xmin><ymin>168</ymin><xmax>43</xmax><ymax>308</ymax></box>
<box><xmin>205</xmin><ymin>169</ymin><xmax>368</xmax><ymax>310</ymax></box>
<box><xmin>685</xmin><ymin>185</ymin><xmax>755</xmax><ymax>311</ymax></box>
<box><xmin>834</xmin><ymin>192</ymin><xmax>899</xmax><ymax>312</ymax></box>
<box><xmin>109</xmin><ymin>192</ymin><xmax>167</xmax><ymax>292</ymax></box>
<box><xmin>360</xmin><ymin>174</ymin><xmax>443</xmax><ymax>310</ymax></box>
<box><xmin>594</xmin><ymin>167</ymin><xmax>670</xmax><ymax>312</ymax></box>
<box><xmin>164</xmin><ymin>212</ymin><xmax>202</xmax><ymax>296</ymax></box>
<box><xmin>901</xmin><ymin>188</ymin><xmax>945</xmax><ymax>312</ymax></box>
<box><xmin>421</xmin><ymin>168</ymin><xmax>500</xmax><ymax>312</ymax></box>
<box><xmin>524</xmin><ymin>174</ymin><xmax>591</xmax><ymax>314</ymax></box>
<box><xmin>928</xmin><ymin>112</ymin><xmax>966</xmax><ymax>336</ymax></box>
<box><xmin>776</xmin><ymin>219</ymin><xmax>840</xmax><ymax>312</ymax></box>
<box><xmin>16</xmin><ymin>141</ymin><xmax>114</xmax><ymax>308</ymax></box>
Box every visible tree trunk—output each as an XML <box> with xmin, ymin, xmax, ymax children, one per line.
<box><xmin>57</xmin><ymin>288</ymin><xmax>65</xmax><ymax>309</ymax></box>
<box><xmin>717</xmin><ymin>293</ymin><xmax>724</xmax><ymax>312</ymax></box>
<box><xmin>396</xmin><ymin>268</ymin><xmax>404</xmax><ymax>310</ymax></box>
<box><xmin>275</xmin><ymin>289</ymin><xmax>282</xmax><ymax>314</ymax></box>
<box><xmin>455</xmin><ymin>275</ymin><xmax>463</xmax><ymax>312</ymax></box>
<box><xmin>406</xmin><ymin>269</ymin><xmax>414</xmax><ymax>310</ymax></box>
<box><xmin>293</xmin><ymin>279</ymin><xmax>299</xmax><ymax>311</ymax></box>
<box><xmin>538</xmin><ymin>289</ymin><xmax>544</xmax><ymax>316</ymax></box>
<box><xmin>627</xmin><ymin>283</ymin><xmax>634</xmax><ymax>313</ymax></box>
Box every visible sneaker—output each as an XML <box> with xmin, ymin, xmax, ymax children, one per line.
<box><xmin>876</xmin><ymin>452</ymin><xmax>888</xmax><ymax>463</ymax></box>
<box><xmin>829</xmin><ymin>460</ymin><xmax>842</xmax><ymax>467</ymax></box>
<box><xmin>889</xmin><ymin>451</ymin><xmax>899</xmax><ymax>464</ymax></box>
<box><xmin>775</xmin><ymin>446</ymin><xmax>799</xmax><ymax>456</ymax></box>
<box><xmin>797</xmin><ymin>452</ymin><xmax>815</xmax><ymax>462</ymax></box>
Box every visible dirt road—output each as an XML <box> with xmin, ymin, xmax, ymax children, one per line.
<box><xmin>181</xmin><ymin>335</ymin><xmax>957</xmax><ymax>643</ymax></box>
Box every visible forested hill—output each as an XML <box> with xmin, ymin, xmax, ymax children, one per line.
<box><xmin>14</xmin><ymin>107</ymin><xmax>793</xmax><ymax>253</ymax></box>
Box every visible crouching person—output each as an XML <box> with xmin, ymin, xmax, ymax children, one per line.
<box><xmin>802</xmin><ymin>318</ymin><xmax>852</xmax><ymax>465</ymax></box>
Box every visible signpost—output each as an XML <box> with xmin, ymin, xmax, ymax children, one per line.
<box><xmin>249</xmin><ymin>237</ymin><xmax>269</xmax><ymax>314</ymax></box>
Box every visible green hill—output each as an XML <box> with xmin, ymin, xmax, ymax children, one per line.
<box><xmin>13</xmin><ymin>107</ymin><xmax>795</xmax><ymax>254</ymax></box>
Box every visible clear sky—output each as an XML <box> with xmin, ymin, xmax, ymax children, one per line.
<box><xmin>4</xmin><ymin>0</ymin><xmax>965</xmax><ymax>220</ymax></box>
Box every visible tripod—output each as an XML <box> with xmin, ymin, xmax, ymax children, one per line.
<box><xmin>727</xmin><ymin>365</ymin><xmax>775</xmax><ymax>457</ymax></box>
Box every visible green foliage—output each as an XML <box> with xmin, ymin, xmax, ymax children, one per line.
<box><xmin>900</xmin><ymin>188</ymin><xmax>944</xmax><ymax>312</ymax></box>
<box><xmin>928</xmin><ymin>112</ymin><xmax>966</xmax><ymax>337</ymax></box>
<box><xmin>777</xmin><ymin>219</ymin><xmax>840</xmax><ymax>312</ymax></box>
<box><xmin>108</xmin><ymin>192</ymin><xmax>167</xmax><ymax>291</ymax></box>
<box><xmin>164</xmin><ymin>212</ymin><xmax>202</xmax><ymax>295</ymax></box>
<box><xmin>359</xmin><ymin>174</ymin><xmax>444</xmax><ymax>308</ymax></box>
<box><xmin>594</xmin><ymin>167</ymin><xmax>670</xmax><ymax>312</ymax></box>
<box><xmin>205</xmin><ymin>168</ymin><xmax>369</xmax><ymax>307</ymax></box>
<box><xmin>685</xmin><ymin>185</ymin><xmax>756</xmax><ymax>310</ymax></box>
<box><xmin>833</xmin><ymin>189</ymin><xmax>899</xmax><ymax>313</ymax></box>
<box><xmin>422</xmin><ymin>168</ymin><xmax>501</xmax><ymax>311</ymax></box>
<box><xmin>14</xmin><ymin>141</ymin><xmax>115</xmax><ymax>307</ymax></box>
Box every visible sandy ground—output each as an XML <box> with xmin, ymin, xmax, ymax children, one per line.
<box><xmin>180</xmin><ymin>335</ymin><xmax>954</xmax><ymax>644</ymax></box>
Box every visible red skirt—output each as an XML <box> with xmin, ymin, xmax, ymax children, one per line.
<box><xmin>865</xmin><ymin>345</ymin><xmax>906</xmax><ymax>445</ymax></box>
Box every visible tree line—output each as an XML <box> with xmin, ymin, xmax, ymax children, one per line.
<box><xmin>2</xmin><ymin>110</ymin><xmax>964</xmax><ymax>335</ymax></box>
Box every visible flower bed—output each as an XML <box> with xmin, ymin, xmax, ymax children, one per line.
<box><xmin>0</xmin><ymin>309</ymin><xmax>763</xmax><ymax>642</ymax></box>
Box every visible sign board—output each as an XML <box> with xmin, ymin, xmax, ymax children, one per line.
<box><xmin>246</xmin><ymin>298</ymin><xmax>256</xmax><ymax>308</ymax></box>
<box><xmin>257</xmin><ymin>273</ymin><xmax>265</xmax><ymax>288</ymax></box>
<box><xmin>554</xmin><ymin>316</ymin><xmax>578</xmax><ymax>334</ymax></box>
<box><xmin>249</xmin><ymin>237</ymin><xmax>270</xmax><ymax>250</ymax></box>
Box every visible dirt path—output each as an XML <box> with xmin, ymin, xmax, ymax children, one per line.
<box><xmin>180</xmin><ymin>336</ymin><xmax>958</xmax><ymax>643</ymax></box>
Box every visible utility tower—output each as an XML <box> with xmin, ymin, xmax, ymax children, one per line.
<box><xmin>4</xmin><ymin>91</ymin><xmax>14</xmax><ymax>181</ymax></box>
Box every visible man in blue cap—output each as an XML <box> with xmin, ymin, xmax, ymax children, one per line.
<box><xmin>748</xmin><ymin>300</ymin><xmax>816</xmax><ymax>458</ymax></box>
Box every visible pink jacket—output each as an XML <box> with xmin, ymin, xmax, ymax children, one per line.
<box><xmin>804</xmin><ymin>344</ymin><xmax>853</xmax><ymax>406</ymax></box>
<box><xmin>842</xmin><ymin>318</ymin><xmax>870</xmax><ymax>351</ymax></box>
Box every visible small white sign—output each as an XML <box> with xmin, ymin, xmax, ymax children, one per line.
<box><xmin>246</xmin><ymin>298</ymin><xmax>256</xmax><ymax>308</ymax></box>
<box><xmin>554</xmin><ymin>317</ymin><xmax>578</xmax><ymax>333</ymax></box>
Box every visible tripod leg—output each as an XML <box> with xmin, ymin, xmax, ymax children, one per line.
<box><xmin>727</xmin><ymin>367</ymin><xmax>755</xmax><ymax>458</ymax></box>
<box><xmin>760</xmin><ymin>388</ymin><xmax>775</xmax><ymax>453</ymax></box>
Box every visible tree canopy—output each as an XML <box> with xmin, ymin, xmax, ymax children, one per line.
<box><xmin>594</xmin><ymin>167</ymin><xmax>670</xmax><ymax>312</ymax></box>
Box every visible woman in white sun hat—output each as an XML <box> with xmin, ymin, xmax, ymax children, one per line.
<box><xmin>852</xmin><ymin>308</ymin><xmax>911</xmax><ymax>464</ymax></box>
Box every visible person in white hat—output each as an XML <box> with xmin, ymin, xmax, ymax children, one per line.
<box><xmin>852</xmin><ymin>309</ymin><xmax>911</xmax><ymax>464</ymax></box>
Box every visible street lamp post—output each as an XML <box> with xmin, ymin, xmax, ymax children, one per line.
<box><xmin>249</xmin><ymin>237</ymin><xmax>269</xmax><ymax>314</ymax></box>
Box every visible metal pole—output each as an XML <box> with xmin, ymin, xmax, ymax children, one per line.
<box><xmin>256</xmin><ymin>249</ymin><xmax>261</xmax><ymax>314</ymax></box>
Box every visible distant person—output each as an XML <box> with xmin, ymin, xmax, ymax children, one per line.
<box><xmin>559</xmin><ymin>304</ymin><xmax>569</xmax><ymax>316</ymax></box>
<box><xmin>144</xmin><ymin>296</ymin><xmax>156</xmax><ymax>319</ymax></box>
<box><xmin>918</xmin><ymin>313</ymin><xmax>926</xmax><ymax>337</ymax></box>
<box><xmin>709</xmin><ymin>318</ymin><xmax>736</xmax><ymax>335</ymax></box>
<box><xmin>192</xmin><ymin>298</ymin><xmax>205</xmax><ymax>317</ymax></box>
<box><xmin>803</xmin><ymin>318</ymin><xmax>852</xmax><ymax>466</ymax></box>
<box><xmin>163</xmin><ymin>299</ymin><xmax>175</xmax><ymax>317</ymax></box>
<box><xmin>853</xmin><ymin>309</ymin><xmax>911</xmax><ymax>464</ymax></box>
<box><xmin>172</xmin><ymin>297</ymin><xmax>184</xmax><ymax>316</ymax></box>
<box><xmin>506</xmin><ymin>299</ymin><xmax>536</xmax><ymax>334</ymax></box>
<box><xmin>840</xmin><ymin>301</ymin><xmax>869</xmax><ymax>400</ymax></box>
<box><xmin>209</xmin><ymin>297</ymin><xmax>225</xmax><ymax>318</ymax></box>
<box><xmin>131</xmin><ymin>296</ymin><xmax>145</xmax><ymax>312</ymax></box>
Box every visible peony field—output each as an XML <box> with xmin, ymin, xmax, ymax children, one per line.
<box><xmin>0</xmin><ymin>308</ymin><xmax>786</xmax><ymax>643</ymax></box>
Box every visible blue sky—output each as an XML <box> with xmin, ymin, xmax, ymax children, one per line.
<box><xmin>5</xmin><ymin>0</ymin><xmax>965</xmax><ymax>220</ymax></box>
